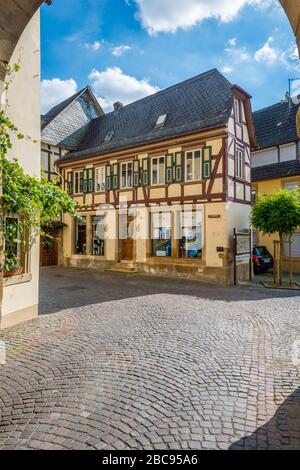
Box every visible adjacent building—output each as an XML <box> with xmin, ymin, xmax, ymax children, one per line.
<box><xmin>252</xmin><ymin>99</ymin><xmax>300</xmax><ymax>272</ymax></box>
<box><xmin>40</xmin><ymin>86</ymin><xmax>103</xmax><ymax>265</ymax></box>
<box><xmin>56</xmin><ymin>69</ymin><xmax>256</xmax><ymax>285</ymax></box>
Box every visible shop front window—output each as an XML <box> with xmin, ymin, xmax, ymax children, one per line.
<box><xmin>75</xmin><ymin>217</ymin><xmax>86</xmax><ymax>254</ymax></box>
<box><xmin>152</xmin><ymin>212</ymin><xmax>172</xmax><ymax>257</ymax></box>
<box><xmin>179</xmin><ymin>211</ymin><xmax>202</xmax><ymax>258</ymax></box>
<box><xmin>92</xmin><ymin>216</ymin><xmax>105</xmax><ymax>256</ymax></box>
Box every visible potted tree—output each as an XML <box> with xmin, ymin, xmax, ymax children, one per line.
<box><xmin>251</xmin><ymin>189</ymin><xmax>300</xmax><ymax>287</ymax></box>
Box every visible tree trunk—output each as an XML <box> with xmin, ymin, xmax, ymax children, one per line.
<box><xmin>279</xmin><ymin>232</ymin><xmax>284</xmax><ymax>287</ymax></box>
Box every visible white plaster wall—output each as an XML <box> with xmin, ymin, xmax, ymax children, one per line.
<box><xmin>2</xmin><ymin>11</ymin><xmax>41</xmax><ymax>318</ymax></box>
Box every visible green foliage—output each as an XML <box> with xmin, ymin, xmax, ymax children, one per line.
<box><xmin>251</xmin><ymin>189</ymin><xmax>300</xmax><ymax>236</ymax></box>
<box><xmin>1</xmin><ymin>100</ymin><xmax>77</xmax><ymax>272</ymax></box>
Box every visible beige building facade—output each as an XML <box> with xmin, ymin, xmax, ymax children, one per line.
<box><xmin>0</xmin><ymin>11</ymin><xmax>41</xmax><ymax>329</ymax></box>
<box><xmin>57</xmin><ymin>71</ymin><xmax>256</xmax><ymax>285</ymax></box>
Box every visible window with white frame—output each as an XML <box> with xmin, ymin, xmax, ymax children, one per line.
<box><xmin>185</xmin><ymin>150</ymin><xmax>202</xmax><ymax>182</ymax></box>
<box><xmin>95</xmin><ymin>167</ymin><xmax>106</xmax><ymax>192</ymax></box>
<box><xmin>236</xmin><ymin>148</ymin><xmax>245</xmax><ymax>179</ymax></box>
<box><xmin>152</xmin><ymin>211</ymin><xmax>172</xmax><ymax>257</ymax></box>
<box><xmin>284</xmin><ymin>182</ymin><xmax>299</xmax><ymax>192</ymax></box>
<box><xmin>151</xmin><ymin>156</ymin><xmax>165</xmax><ymax>185</ymax></box>
<box><xmin>74</xmin><ymin>170</ymin><xmax>83</xmax><ymax>194</ymax></box>
<box><xmin>121</xmin><ymin>161</ymin><xmax>133</xmax><ymax>188</ymax></box>
<box><xmin>92</xmin><ymin>216</ymin><xmax>105</xmax><ymax>256</ymax></box>
<box><xmin>234</xmin><ymin>98</ymin><xmax>242</xmax><ymax>123</ymax></box>
<box><xmin>284</xmin><ymin>233</ymin><xmax>300</xmax><ymax>258</ymax></box>
<box><xmin>179</xmin><ymin>210</ymin><xmax>203</xmax><ymax>258</ymax></box>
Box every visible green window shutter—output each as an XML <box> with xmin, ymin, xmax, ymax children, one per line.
<box><xmin>86</xmin><ymin>168</ymin><xmax>94</xmax><ymax>193</ymax></box>
<box><xmin>112</xmin><ymin>163</ymin><xmax>119</xmax><ymax>190</ymax></box>
<box><xmin>106</xmin><ymin>164</ymin><xmax>112</xmax><ymax>191</ymax></box>
<box><xmin>83</xmin><ymin>169</ymin><xmax>88</xmax><ymax>193</ymax></box>
<box><xmin>141</xmin><ymin>158</ymin><xmax>150</xmax><ymax>186</ymax></box>
<box><xmin>174</xmin><ymin>151</ymin><xmax>184</xmax><ymax>182</ymax></box>
<box><xmin>133</xmin><ymin>160</ymin><xmax>140</xmax><ymax>188</ymax></box>
<box><xmin>67</xmin><ymin>171</ymin><xmax>73</xmax><ymax>195</ymax></box>
<box><xmin>165</xmin><ymin>154</ymin><xmax>174</xmax><ymax>184</ymax></box>
<box><xmin>203</xmin><ymin>146</ymin><xmax>212</xmax><ymax>179</ymax></box>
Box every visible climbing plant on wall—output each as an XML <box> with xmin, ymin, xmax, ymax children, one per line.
<box><xmin>0</xmin><ymin>65</ymin><xmax>77</xmax><ymax>274</ymax></box>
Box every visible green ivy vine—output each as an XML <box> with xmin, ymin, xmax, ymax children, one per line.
<box><xmin>1</xmin><ymin>65</ymin><xmax>77</xmax><ymax>272</ymax></box>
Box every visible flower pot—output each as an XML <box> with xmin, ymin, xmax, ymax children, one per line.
<box><xmin>3</xmin><ymin>267</ymin><xmax>24</xmax><ymax>278</ymax></box>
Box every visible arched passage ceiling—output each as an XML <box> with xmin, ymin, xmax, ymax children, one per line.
<box><xmin>0</xmin><ymin>0</ymin><xmax>51</xmax><ymax>80</ymax></box>
<box><xmin>280</xmin><ymin>0</ymin><xmax>300</xmax><ymax>54</ymax></box>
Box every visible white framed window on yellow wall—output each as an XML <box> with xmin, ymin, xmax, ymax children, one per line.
<box><xmin>185</xmin><ymin>150</ymin><xmax>202</xmax><ymax>182</ymax></box>
<box><xmin>121</xmin><ymin>161</ymin><xmax>133</xmax><ymax>189</ymax></box>
<box><xmin>151</xmin><ymin>156</ymin><xmax>165</xmax><ymax>185</ymax></box>
<box><xmin>95</xmin><ymin>167</ymin><xmax>106</xmax><ymax>192</ymax></box>
<box><xmin>74</xmin><ymin>170</ymin><xmax>83</xmax><ymax>194</ymax></box>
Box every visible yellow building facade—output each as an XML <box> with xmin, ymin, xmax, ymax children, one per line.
<box><xmin>252</xmin><ymin>100</ymin><xmax>300</xmax><ymax>273</ymax></box>
<box><xmin>56</xmin><ymin>70</ymin><xmax>256</xmax><ymax>285</ymax></box>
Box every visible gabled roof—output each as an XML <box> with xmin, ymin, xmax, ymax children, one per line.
<box><xmin>56</xmin><ymin>69</ymin><xmax>240</xmax><ymax>163</ymax></box>
<box><xmin>253</xmin><ymin>100</ymin><xmax>298</xmax><ymax>150</ymax></box>
<box><xmin>41</xmin><ymin>86</ymin><xmax>103</xmax><ymax>130</ymax></box>
<box><xmin>41</xmin><ymin>86</ymin><xmax>104</xmax><ymax>149</ymax></box>
<box><xmin>252</xmin><ymin>159</ymin><xmax>300</xmax><ymax>182</ymax></box>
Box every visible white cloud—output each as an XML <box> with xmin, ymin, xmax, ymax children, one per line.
<box><xmin>131</xmin><ymin>0</ymin><xmax>273</xmax><ymax>35</ymax></box>
<box><xmin>88</xmin><ymin>67</ymin><xmax>160</xmax><ymax>113</ymax></box>
<box><xmin>111</xmin><ymin>45</ymin><xmax>132</xmax><ymax>57</ymax></box>
<box><xmin>227</xmin><ymin>37</ymin><xmax>237</xmax><ymax>47</ymax></box>
<box><xmin>41</xmin><ymin>78</ymin><xmax>78</xmax><ymax>114</ymax></box>
<box><xmin>84</xmin><ymin>41</ymin><xmax>102</xmax><ymax>51</ymax></box>
<box><xmin>221</xmin><ymin>66</ymin><xmax>233</xmax><ymax>74</ymax></box>
<box><xmin>254</xmin><ymin>36</ymin><xmax>278</xmax><ymax>64</ymax></box>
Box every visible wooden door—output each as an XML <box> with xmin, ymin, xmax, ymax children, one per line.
<box><xmin>41</xmin><ymin>229</ymin><xmax>59</xmax><ymax>266</ymax></box>
<box><xmin>122</xmin><ymin>216</ymin><xmax>134</xmax><ymax>260</ymax></box>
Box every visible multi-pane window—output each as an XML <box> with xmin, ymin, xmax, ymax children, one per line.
<box><xmin>234</xmin><ymin>98</ymin><xmax>241</xmax><ymax>123</ymax></box>
<box><xmin>284</xmin><ymin>182</ymin><xmax>299</xmax><ymax>192</ymax></box>
<box><xmin>74</xmin><ymin>171</ymin><xmax>83</xmax><ymax>194</ymax></box>
<box><xmin>95</xmin><ymin>167</ymin><xmax>106</xmax><ymax>192</ymax></box>
<box><xmin>4</xmin><ymin>216</ymin><xmax>28</xmax><ymax>273</ymax></box>
<box><xmin>236</xmin><ymin>148</ymin><xmax>245</xmax><ymax>179</ymax></box>
<box><xmin>152</xmin><ymin>211</ymin><xmax>172</xmax><ymax>257</ymax></box>
<box><xmin>92</xmin><ymin>216</ymin><xmax>105</xmax><ymax>256</ymax></box>
<box><xmin>121</xmin><ymin>162</ymin><xmax>133</xmax><ymax>189</ymax></box>
<box><xmin>251</xmin><ymin>187</ymin><xmax>257</xmax><ymax>204</ymax></box>
<box><xmin>179</xmin><ymin>211</ymin><xmax>202</xmax><ymax>259</ymax></box>
<box><xmin>284</xmin><ymin>233</ymin><xmax>300</xmax><ymax>258</ymax></box>
<box><xmin>185</xmin><ymin>150</ymin><xmax>202</xmax><ymax>182</ymax></box>
<box><xmin>75</xmin><ymin>217</ymin><xmax>86</xmax><ymax>254</ymax></box>
<box><xmin>151</xmin><ymin>156</ymin><xmax>165</xmax><ymax>185</ymax></box>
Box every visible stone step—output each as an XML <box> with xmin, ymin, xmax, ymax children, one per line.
<box><xmin>106</xmin><ymin>263</ymin><xmax>138</xmax><ymax>274</ymax></box>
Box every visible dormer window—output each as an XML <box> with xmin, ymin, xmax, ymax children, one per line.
<box><xmin>104</xmin><ymin>130</ymin><xmax>114</xmax><ymax>143</ymax></box>
<box><xmin>155</xmin><ymin>114</ymin><xmax>167</xmax><ymax>128</ymax></box>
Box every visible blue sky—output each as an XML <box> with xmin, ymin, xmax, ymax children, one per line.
<box><xmin>40</xmin><ymin>0</ymin><xmax>300</xmax><ymax>115</ymax></box>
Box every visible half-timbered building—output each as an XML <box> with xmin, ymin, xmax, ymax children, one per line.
<box><xmin>56</xmin><ymin>69</ymin><xmax>256</xmax><ymax>284</ymax></box>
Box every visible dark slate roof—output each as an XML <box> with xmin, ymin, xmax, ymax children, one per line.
<box><xmin>252</xmin><ymin>159</ymin><xmax>300</xmax><ymax>182</ymax></box>
<box><xmin>41</xmin><ymin>86</ymin><xmax>103</xmax><ymax>149</ymax></box>
<box><xmin>57</xmin><ymin>69</ymin><xmax>235</xmax><ymax>163</ymax></box>
<box><xmin>42</xmin><ymin>87</ymin><xmax>88</xmax><ymax>130</ymax></box>
<box><xmin>253</xmin><ymin>100</ymin><xmax>298</xmax><ymax>150</ymax></box>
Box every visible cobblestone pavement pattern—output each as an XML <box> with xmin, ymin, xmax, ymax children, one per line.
<box><xmin>0</xmin><ymin>267</ymin><xmax>300</xmax><ymax>450</ymax></box>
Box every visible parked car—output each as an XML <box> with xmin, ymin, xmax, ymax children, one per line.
<box><xmin>253</xmin><ymin>246</ymin><xmax>274</xmax><ymax>273</ymax></box>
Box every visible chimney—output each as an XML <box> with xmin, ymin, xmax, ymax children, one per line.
<box><xmin>113</xmin><ymin>102</ymin><xmax>123</xmax><ymax>112</ymax></box>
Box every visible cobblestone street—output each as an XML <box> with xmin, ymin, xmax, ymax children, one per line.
<box><xmin>0</xmin><ymin>267</ymin><xmax>300</xmax><ymax>450</ymax></box>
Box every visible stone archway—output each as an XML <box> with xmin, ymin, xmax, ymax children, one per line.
<box><xmin>280</xmin><ymin>0</ymin><xmax>300</xmax><ymax>54</ymax></box>
<box><xmin>0</xmin><ymin>0</ymin><xmax>50</xmax><ymax>80</ymax></box>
